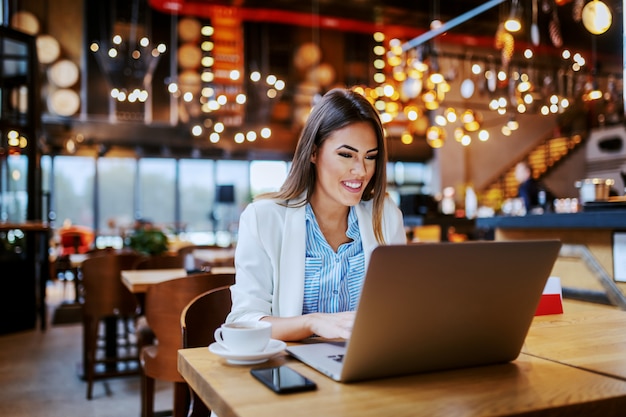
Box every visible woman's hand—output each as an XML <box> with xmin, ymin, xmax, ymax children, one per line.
<box><xmin>262</xmin><ymin>311</ymin><xmax>356</xmax><ymax>341</ymax></box>
<box><xmin>307</xmin><ymin>311</ymin><xmax>356</xmax><ymax>340</ymax></box>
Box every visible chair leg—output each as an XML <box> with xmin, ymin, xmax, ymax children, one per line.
<box><xmin>141</xmin><ymin>371</ymin><xmax>155</xmax><ymax>417</ymax></box>
<box><xmin>173</xmin><ymin>381</ymin><xmax>191</xmax><ymax>417</ymax></box>
<box><xmin>82</xmin><ymin>316</ymin><xmax>89</xmax><ymax>380</ymax></box>
<box><xmin>85</xmin><ymin>321</ymin><xmax>93</xmax><ymax>400</ymax></box>
<box><xmin>84</xmin><ymin>318</ymin><xmax>99</xmax><ymax>400</ymax></box>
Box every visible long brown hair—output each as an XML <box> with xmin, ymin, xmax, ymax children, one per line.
<box><xmin>258</xmin><ymin>88</ymin><xmax>389</xmax><ymax>243</ymax></box>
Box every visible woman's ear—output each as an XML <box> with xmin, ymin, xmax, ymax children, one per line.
<box><xmin>310</xmin><ymin>145</ymin><xmax>318</xmax><ymax>164</ymax></box>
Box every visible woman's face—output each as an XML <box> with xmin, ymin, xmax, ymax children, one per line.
<box><xmin>310</xmin><ymin>121</ymin><xmax>378</xmax><ymax>210</ymax></box>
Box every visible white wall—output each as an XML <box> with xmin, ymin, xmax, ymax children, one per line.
<box><xmin>584</xmin><ymin>125</ymin><xmax>626</xmax><ymax>195</ymax></box>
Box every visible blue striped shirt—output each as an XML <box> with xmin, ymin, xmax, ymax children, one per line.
<box><xmin>303</xmin><ymin>204</ymin><xmax>365</xmax><ymax>314</ymax></box>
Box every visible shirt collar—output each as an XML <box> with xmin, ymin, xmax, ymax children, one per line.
<box><xmin>305</xmin><ymin>204</ymin><xmax>360</xmax><ymax>240</ymax></box>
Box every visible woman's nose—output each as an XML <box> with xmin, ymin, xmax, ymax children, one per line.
<box><xmin>351</xmin><ymin>158</ymin><xmax>366</xmax><ymax>175</ymax></box>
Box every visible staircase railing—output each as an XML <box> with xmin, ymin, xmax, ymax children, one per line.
<box><xmin>479</xmin><ymin>133</ymin><xmax>586</xmax><ymax>210</ymax></box>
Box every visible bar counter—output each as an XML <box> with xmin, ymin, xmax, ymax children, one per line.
<box><xmin>476</xmin><ymin>210</ymin><xmax>626</xmax><ymax>309</ymax></box>
<box><xmin>476</xmin><ymin>209</ymin><xmax>626</xmax><ymax>230</ymax></box>
<box><xmin>0</xmin><ymin>222</ymin><xmax>51</xmax><ymax>334</ymax></box>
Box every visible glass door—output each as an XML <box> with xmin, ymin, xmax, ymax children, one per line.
<box><xmin>0</xmin><ymin>26</ymin><xmax>40</xmax><ymax>223</ymax></box>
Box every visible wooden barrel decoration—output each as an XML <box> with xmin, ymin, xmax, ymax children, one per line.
<box><xmin>177</xmin><ymin>43</ymin><xmax>202</xmax><ymax>70</ymax></box>
<box><xmin>36</xmin><ymin>34</ymin><xmax>60</xmax><ymax>65</ymax></box>
<box><xmin>306</xmin><ymin>62</ymin><xmax>336</xmax><ymax>87</ymax></box>
<box><xmin>293</xmin><ymin>42</ymin><xmax>321</xmax><ymax>71</ymax></box>
<box><xmin>10</xmin><ymin>11</ymin><xmax>40</xmax><ymax>35</ymax></box>
<box><xmin>48</xmin><ymin>88</ymin><xmax>80</xmax><ymax>116</ymax></box>
<box><xmin>48</xmin><ymin>59</ymin><xmax>80</xmax><ymax>88</ymax></box>
<box><xmin>178</xmin><ymin>17</ymin><xmax>201</xmax><ymax>42</ymax></box>
<box><xmin>179</xmin><ymin>70</ymin><xmax>202</xmax><ymax>95</ymax></box>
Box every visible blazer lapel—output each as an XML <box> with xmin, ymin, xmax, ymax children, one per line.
<box><xmin>356</xmin><ymin>201</ymin><xmax>376</xmax><ymax>269</ymax></box>
<box><xmin>277</xmin><ymin>204</ymin><xmax>306</xmax><ymax>316</ymax></box>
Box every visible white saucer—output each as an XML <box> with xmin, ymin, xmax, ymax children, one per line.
<box><xmin>208</xmin><ymin>339</ymin><xmax>287</xmax><ymax>365</ymax></box>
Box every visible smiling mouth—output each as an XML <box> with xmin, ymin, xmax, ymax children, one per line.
<box><xmin>343</xmin><ymin>181</ymin><xmax>363</xmax><ymax>191</ymax></box>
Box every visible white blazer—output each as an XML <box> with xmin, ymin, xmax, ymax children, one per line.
<box><xmin>227</xmin><ymin>195</ymin><xmax>407</xmax><ymax>323</ymax></box>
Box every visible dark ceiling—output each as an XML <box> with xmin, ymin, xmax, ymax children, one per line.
<box><xmin>49</xmin><ymin>0</ymin><xmax>622</xmax><ymax>162</ymax></box>
<box><xmin>150</xmin><ymin>0</ymin><xmax>623</xmax><ymax>62</ymax></box>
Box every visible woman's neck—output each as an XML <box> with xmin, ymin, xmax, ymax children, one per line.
<box><xmin>309</xmin><ymin>196</ymin><xmax>351</xmax><ymax>252</ymax></box>
<box><xmin>309</xmin><ymin>193</ymin><xmax>348</xmax><ymax>225</ymax></box>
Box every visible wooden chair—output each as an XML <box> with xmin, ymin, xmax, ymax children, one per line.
<box><xmin>133</xmin><ymin>253</ymin><xmax>186</xmax><ymax>348</ymax></box>
<box><xmin>133</xmin><ymin>253</ymin><xmax>184</xmax><ymax>270</ymax></box>
<box><xmin>177</xmin><ymin>245</ymin><xmax>235</xmax><ymax>272</ymax></box>
<box><xmin>180</xmin><ymin>286</ymin><xmax>233</xmax><ymax>417</ymax></box>
<box><xmin>81</xmin><ymin>252</ymin><xmax>145</xmax><ymax>399</ymax></box>
<box><xmin>176</xmin><ymin>244</ymin><xmax>229</xmax><ymax>258</ymax></box>
<box><xmin>54</xmin><ymin>226</ymin><xmax>95</xmax><ymax>302</ymax></box>
<box><xmin>140</xmin><ymin>273</ymin><xmax>235</xmax><ymax>417</ymax></box>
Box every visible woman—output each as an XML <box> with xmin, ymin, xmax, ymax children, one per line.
<box><xmin>227</xmin><ymin>88</ymin><xmax>407</xmax><ymax>341</ymax></box>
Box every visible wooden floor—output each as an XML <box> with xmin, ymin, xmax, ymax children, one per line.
<box><xmin>0</xmin><ymin>280</ymin><xmax>174</xmax><ymax>417</ymax></box>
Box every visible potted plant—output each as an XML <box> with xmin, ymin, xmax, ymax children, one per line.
<box><xmin>127</xmin><ymin>224</ymin><xmax>169</xmax><ymax>256</ymax></box>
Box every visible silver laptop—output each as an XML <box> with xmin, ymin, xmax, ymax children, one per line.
<box><xmin>286</xmin><ymin>240</ymin><xmax>561</xmax><ymax>382</ymax></box>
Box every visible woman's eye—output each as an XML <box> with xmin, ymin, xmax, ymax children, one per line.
<box><xmin>338</xmin><ymin>152</ymin><xmax>352</xmax><ymax>158</ymax></box>
<box><xmin>365</xmin><ymin>154</ymin><xmax>378</xmax><ymax>160</ymax></box>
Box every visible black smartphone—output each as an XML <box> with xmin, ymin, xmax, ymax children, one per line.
<box><xmin>250</xmin><ymin>365</ymin><xmax>317</xmax><ymax>394</ymax></box>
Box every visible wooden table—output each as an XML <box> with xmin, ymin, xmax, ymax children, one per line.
<box><xmin>523</xmin><ymin>304</ymin><xmax>626</xmax><ymax>381</ymax></box>
<box><xmin>178</xmin><ymin>348</ymin><xmax>626</xmax><ymax>417</ymax></box>
<box><xmin>178</xmin><ymin>299</ymin><xmax>626</xmax><ymax>417</ymax></box>
<box><xmin>203</xmin><ymin>266</ymin><xmax>236</xmax><ymax>275</ymax></box>
<box><xmin>121</xmin><ymin>268</ymin><xmax>187</xmax><ymax>293</ymax></box>
<box><xmin>178</xmin><ymin>300</ymin><xmax>626</xmax><ymax>417</ymax></box>
<box><xmin>69</xmin><ymin>253</ymin><xmax>88</xmax><ymax>268</ymax></box>
<box><xmin>192</xmin><ymin>248</ymin><xmax>235</xmax><ymax>264</ymax></box>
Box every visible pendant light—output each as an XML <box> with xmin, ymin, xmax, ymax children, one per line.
<box><xmin>504</xmin><ymin>0</ymin><xmax>522</xmax><ymax>32</ymax></box>
<box><xmin>581</xmin><ymin>0</ymin><xmax>612</xmax><ymax>35</ymax></box>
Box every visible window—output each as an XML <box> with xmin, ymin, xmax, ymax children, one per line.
<box><xmin>98</xmin><ymin>157</ymin><xmax>136</xmax><ymax>234</ymax></box>
<box><xmin>179</xmin><ymin>159</ymin><xmax>215</xmax><ymax>232</ymax></box>
<box><xmin>53</xmin><ymin>156</ymin><xmax>95</xmax><ymax>227</ymax></box>
<box><xmin>138</xmin><ymin>158</ymin><xmax>176</xmax><ymax>229</ymax></box>
<box><xmin>215</xmin><ymin>160</ymin><xmax>250</xmax><ymax>206</ymax></box>
<box><xmin>214</xmin><ymin>160</ymin><xmax>249</xmax><ymax>244</ymax></box>
<box><xmin>44</xmin><ymin>156</ymin><xmax>432</xmax><ymax>244</ymax></box>
<box><xmin>0</xmin><ymin>154</ymin><xmax>28</xmax><ymax>222</ymax></box>
<box><xmin>249</xmin><ymin>160</ymin><xmax>287</xmax><ymax>197</ymax></box>
<box><xmin>41</xmin><ymin>155</ymin><xmax>51</xmax><ymax>221</ymax></box>
<box><xmin>393</xmin><ymin>161</ymin><xmax>432</xmax><ymax>194</ymax></box>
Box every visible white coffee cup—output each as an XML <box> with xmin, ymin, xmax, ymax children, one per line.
<box><xmin>213</xmin><ymin>321</ymin><xmax>272</xmax><ymax>354</ymax></box>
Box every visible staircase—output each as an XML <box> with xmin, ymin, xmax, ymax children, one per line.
<box><xmin>479</xmin><ymin>133</ymin><xmax>586</xmax><ymax>209</ymax></box>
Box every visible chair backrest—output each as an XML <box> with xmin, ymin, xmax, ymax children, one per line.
<box><xmin>84</xmin><ymin>247</ymin><xmax>117</xmax><ymax>256</ymax></box>
<box><xmin>177</xmin><ymin>245</ymin><xmax>228</xmax><ymax>258</ymax></box>
<box><xmin>181</xmin><ymin>286</ymin><xmax>233</xmax><ymax>349</ymax></box>
<box><xmin>81</xmin><ymin>252</ymin><xmax>144</xmax><ymax>318</ymax></box>
<box><xmin>142</xmin><ymin>273</ymin><xmax>235</xmax><ymax>381</ymax></box>
<box><xmin>133</xmin><ymin>253</ymin><xmax>184</xmax><ymax>270</ymax></box>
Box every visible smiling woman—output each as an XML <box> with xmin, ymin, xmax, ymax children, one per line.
<box><xmin>227</xmin><ymin>88</ymin><xmax>407</xmax><ymax>342</ymax></box>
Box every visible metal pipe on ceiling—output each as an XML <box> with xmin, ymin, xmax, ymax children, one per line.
<box><xmin>402</xmin><ymin>0</ymin><xmax>507</xmax><ymax>52</ymax></box>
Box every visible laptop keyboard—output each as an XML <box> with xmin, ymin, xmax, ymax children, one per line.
<box><xmin>328</xmin><ymin>354</ymin><xmax>344</xmax><ymax>363</ymax></box>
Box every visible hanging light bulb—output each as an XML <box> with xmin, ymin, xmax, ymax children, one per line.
<box><xmin>504</xmin><ymin>0</ymin><xmax>522</xmax><ymax>32</ymax></box>
<box><xmin>582</xmin><ymin>0</ymin><xmax>612</xmax><ymax>35</ymax></box>
<box><xmin>426</xmin><ymin>126</ymin><xmax>446</xmax><ymax>148</ymax></box>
